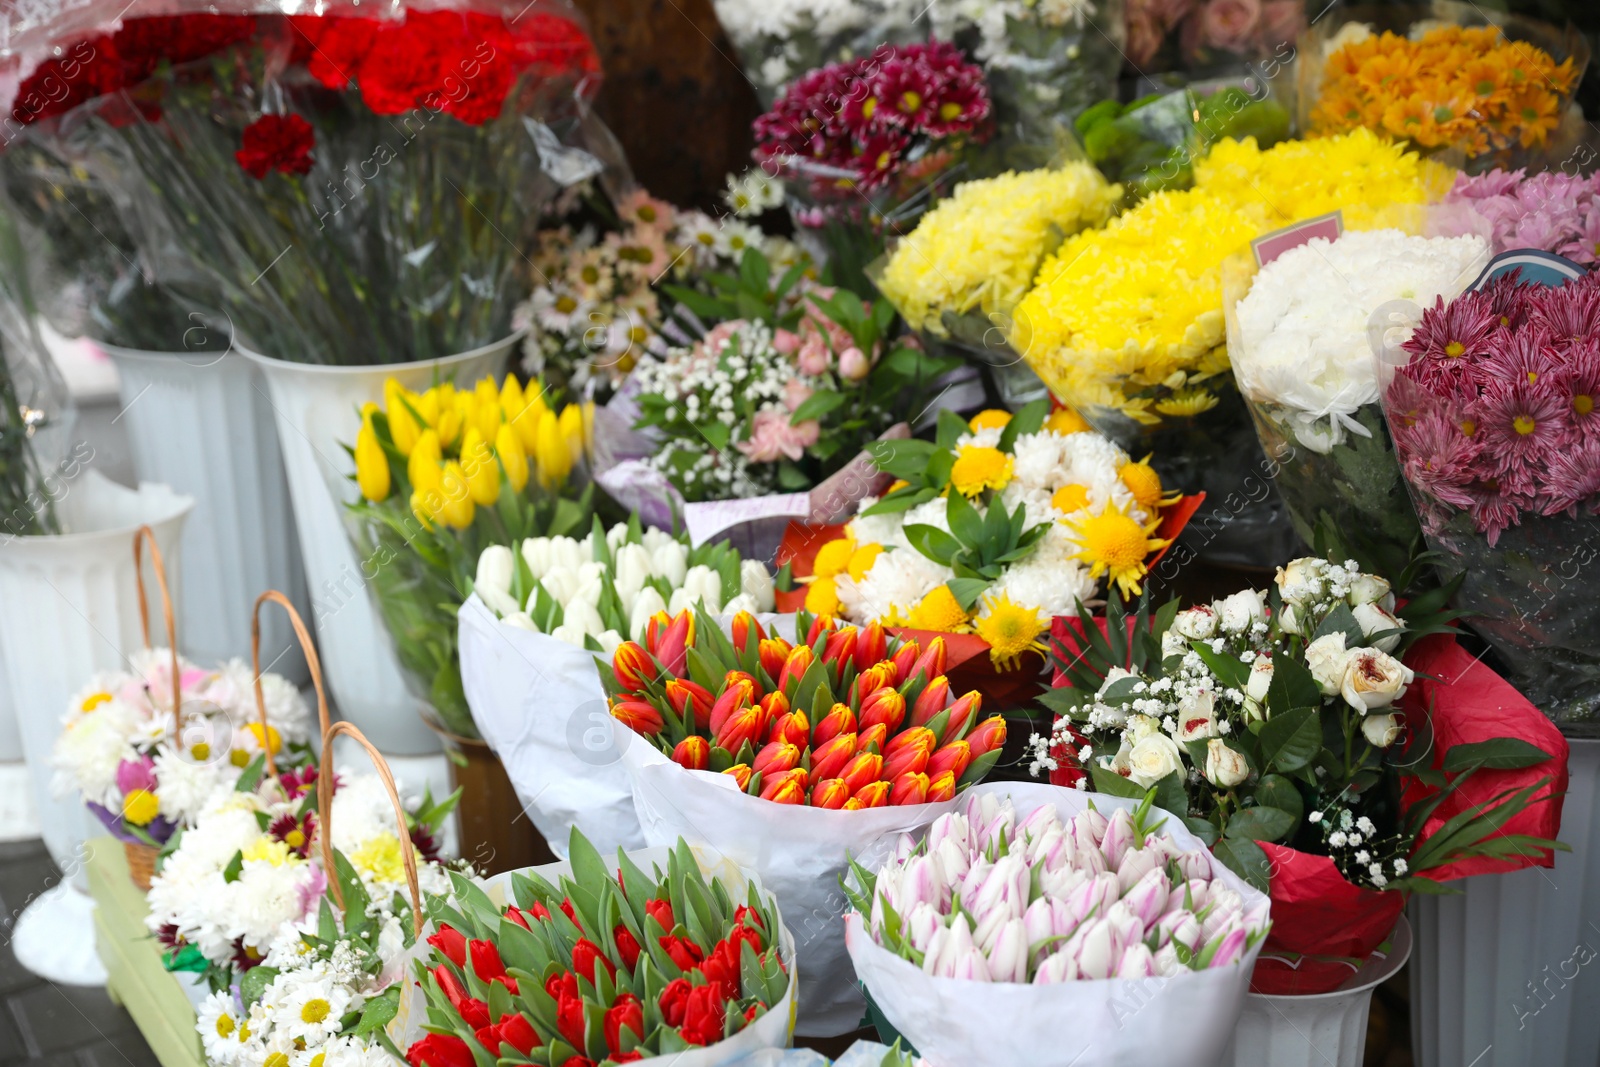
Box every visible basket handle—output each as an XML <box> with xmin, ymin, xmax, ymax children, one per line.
<box><xmin>318</xmin><ymin>721</ymin><xmax>425</xmax><ymax>937</ymax></box>
<box><xmin>132</xmin><ymin>525</ymin><xmax>182</xmax><ymax>739</ymax></box>
<box><xmin>251</xmin><ymin>590</ymin><xmax>331</xmax><ymax>780</ymax></box>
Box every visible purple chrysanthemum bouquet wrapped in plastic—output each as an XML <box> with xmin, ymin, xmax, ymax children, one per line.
<box><xmin>1378</xmin><ymin>271</ymin><xmax>1600</xmax><ymax>733</ymax></box>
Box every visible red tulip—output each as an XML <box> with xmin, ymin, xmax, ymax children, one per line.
<box><xmin>698</xmin><ymin>940</ymin><xmax>741</xmax><ymax>999</ymax></box>
<box><xmin>853</xmin><ymin>780</ymin><xmax>890</xmax><ymax>808</ymax></box>
<box><xmin>650</xmin><ymin>610</ymin><xmax>694</xmax><ymax>677</ymax></box>
<box><xmin>665</xmin><ymin>678</ymin><xmax>714</xmax><ymax>730</ymax></box>
<box><xmin>714</xmin><ymin>703</ymin><xmax>766</xmax><ymax>754</ymax></box>
<box><xmin>559</xmin><ymin>898</ymin><xmax>578</xmax><ymax>924</ymax></box>
<box><xmin>881</xmin><ymin>726</ymin><xmax>934</xmax><ymax>781</ymax></box>
<box><xmin>614</xmin><ymin>924</ymin><xmax>642</xmax><ymax>970</ymax></box>
<box><xmin>427</xmin><ymin>923</ymin><xmax>466</xmax><ymax>967</ymax></box>
<box><xmin>709</xmin><ymin>679</ymin><xmax>755</xmax><ymax>737</ymax></box>
<box><xmin>910</xmin><ymin>636</ymin><xmax>949</xmax><ymax>684</ymax></box>
<box><xmin>469</xmin><ymin>939</ymin><xmax>518</xmax><ymax>994</ymax></box>
<box><xmin>672</xmin><ymin>736</ymin><xmax>710</xmax><ymax>771</ymax></box>
<box><xmin>968</xmin><ymin>714</ymin><xmax>1008</xmax><ymax>757</ymax></box>
<box><xmin>778</xmin><ymin>644</ymin><xmax>814</xmax><ymax>692</ymax></box>
<box><xmin>855</xmin><ymin>622</ymin><xmax>887</xmax><ymax>671</ymax></box>
<box><xmin>752</xmin><ymin>741</ymin><xmax>800</xmax><ymax>777</ymax></box>
<box><xmin>505</xmin><ymin>906</ymin><xmax>531</xmax><ymax>930</ymax></box>
<box><xmin>645</xmin><ymin>898</ymin><xmax>674</xmax><ymax>931</ymax></box>
<box><xmin>408</xmin><ymin>1033</ymin><xmax>475</xmax><ymax>1067</ymax></box>
<box><xmin>612</xmin><ymin>641</ymin><xmax>654</xmax><ymax>693</ymax></box>
<box><xmin>734</xmin><ymin>904</ymin><xmax>765</xmax><ymax>934</ymax></box>
<box><xmin>658</xmin><ymin>934</ymin><xmax>705</xmax><ymax>971</ymax></box>
<box><xmin>759</xmin><ymin>767</ymin><xmax>807</xmax><ymax>804</ymax></box>
<box><xmin>910</xmin><ymin>675</ymin><xmax>951</xmax><ymax>727</ymax></box>
<box><xmin>604</xmin><ymin>994</ymin><xmax>644</xmax><ymax>1056</ymax></box>
<box><xmin>857</xmin><ymin>722</ymin><xmax>888</xmax><ymax>755</ymax></box>
<box><xmin>889</xmin><ymin>640</ymin><xmax>921</xmax><ymax>684</ymax></box>
<box><xmin>811</xmin><ymin>777</ymin><xmax>849</xmax><ymax>809</ymax></box>
<box><xmin>731</xmin><ymin>611</ymin><xmax>765</xmax><ymax>653</ymax></box>
<box><xmin>556</xmin><ymin>988</ymin><xmax>586</xmax><ymax>1050</ymax></box>
<box><xmin>809</xmin><ymin>733</ymin><xmax>857</xmax><ymax>782</ymax></box>
<box><xmin>890</xmin><ymin>771</ymin><xmax>930</xmax><ymax>806</ymax></box>
<box><xmin>758</xmin><ymin>637</ymin><xmax>791</xmax><ymax>682</ymax></box>
<box><xmin>859</xmin><ymin>687</ymin><xmax>906</xmax><ymax>734</ymax></box>
<box><xmin>497</xmin><ymin>1012</ymin><xmax>542</xmax><ymax>1055</ymax></box>
<box><xmin>658</xmin><ymin>977</ymin><xmax>693</xmax><ymax>1026</ymax></box>
<box><xmin>853</xmin><ymin>662</ymin><xmax>895</xmax><ymax>703</ymax></box>
<box><xmin>767</xmin><ymin>709</ymin><xmax>809</xmax><ymax>747</ymax></box>
<box><xmin>822</xmin><ymin>626</ymin><xmax>858</xmax><ymax>666</ymax></box>
<box><xmin>611</xmin><ymin>699</ymin><xmax>663</xmax><ymax>736</ymax></box>
<box><xmin>805</xmin><ymin>613</ymin><xmax>837</xmax><ymax>645</ymax></box>
<box><xmin>571</xmin><ymin>938</ymin><xmax>616</xmax><ymax>983</ymax></box>
<box><xmin>546</xmin><ymin>971</ymin><xmax>578</xmax><ymax>1002</ymax></box>
<box><xmin>839</xmin><ymin>751</ymin><xmax>884</xmax><ymax>793</ymax></box>
<box><xmin>724</xmin><ymin>764</ymin><xmax>754</xmax><ymax>791</ymax></box>
<box><xmin>679</xmin><ymin>982</ymin><xmax>728</xmax><ymax>1046</ymax></box>
<box><xmin>928</xmin><ymin>739</ymin><xmax>972</xmax><ymax>780</ymax></box>
<box><xmin>434</xmin><ymin>965</ymin><xmax>490</xmax><ymax>1029</ymax></box>
<box><xmin>475</xmin><ymin>1023</ymin><xmax>506</xmax><ymax>1056</ymax></box>
<box><xmin>940</xmin><ymin>692</ymin><xmax>982</xmax><ymax>740</ymax></box>
<box><xmin>812</xmin><ymin>703</ymin><xmax>856</xmax><ymax>747</ymax></box>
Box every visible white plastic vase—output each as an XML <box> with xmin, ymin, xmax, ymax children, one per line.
<box><xmin>101</xmin><ymin>342</ymin><xmax>309</xmax><ymax>679</ymax></box>
<box><xmin>241</xmin><ymin>336</ymin><xmax>515</xmax><ymax>756</ymax></box>
<box><xmin>1219</xmin><ymin>916</ymin><xmax>1411</xmax><ymax>1067</ymax></box>
<box><xmin>1408</xmin><ymin>738</ymin><xmax>1600</xmax><ymax>1067</ymax></box>
<box><xmin>0</xmin><ymin>471</ymin><xmax>192</xmax><ymax>985</ymax></box>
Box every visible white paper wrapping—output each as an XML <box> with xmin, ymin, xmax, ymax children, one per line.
<box><xmin>622</xmin><ymin>739</ymin><xmax>960</xmax><ymax>1037</ymax></box>
<box><xmin>843</xmin><ymin>782</ymin><xmax>1272</xmax><ymax>1067</ymax></box>
<box><xmin>389</xmin><ymin>844</ymin><xmax>798</xmax><ymax>1064</ymax></box>
<box><xmin>458</xmin><ymin>594</ymin><xmax>644</xmax><ymax>859</ymax></box>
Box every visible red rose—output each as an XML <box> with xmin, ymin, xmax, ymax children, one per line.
<box><xmin>407</xmin><ymin>1033</ymin><xmax>474</xmax><ymax>1067</ymax></box>
<box><xmin>645</xmin><ymin>899</ymin><xmax>674</xmax><ymax>931</ymax></box>
<box><xmin>657</xmin><ymin>977</ymin><xmax>693</xmax><ymax>1027</ymax></box>
<box><xmin>571</xmin><ymin>938</ymin><xmax>616</xmax><ymax>983</ymax></box>
<box><xmin>235</xmin><ymin>114</ymin><xmax>315</xmax><ymax>179</ymax></box>
<box><xmin>427</xmin><ymin>924</ymin><xmax>467</xmax><ymax>968</ymax></box>
<box><xmin>556</xmin><ymin>989</ymin><xmax>586</xmax><ymax>1050</ymax></box>
<box><xmin>679</xmin><ymin>983</ymin><xmax>727</xmax><ymax>1046</ymax></box>
<box><xmin>496</xmin><ymin>1012</ymin><xmax>542</xmax><ymax>1055</ymax></box>
<box><xmin>603</xmin><ymin>993</ymin><xmax>644</xmax><ymax>1056</ymax></box>
<box><xmin>658</xmin><ymin>935</ymin><xmax>705</xmax><ymax>972</ymax></box>
<box><xmin>613</xmin><ymin>925</ymin><xmax>642</xmax><ymax>970</ymax></box>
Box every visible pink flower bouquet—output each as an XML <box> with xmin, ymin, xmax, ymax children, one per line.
<box><xmin>1430</xmin><ymin>168</ymin><xmax>1600</xmax><ymax>264</ymax></box>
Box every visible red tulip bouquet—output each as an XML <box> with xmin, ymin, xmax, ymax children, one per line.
<box><xmin>395</xmin><ymin>827</ymin><xmax>796</xmax><ymax>1066</ymax></box>
<box><xmin>603</xmin><ymin>607</ymin><xmax>1004</xmax><ymax>1035</ymax></box>
<box><xmin>3</xmin><ymin>1</ymin><xmax>602</xmax><ymax>364</ymax></box>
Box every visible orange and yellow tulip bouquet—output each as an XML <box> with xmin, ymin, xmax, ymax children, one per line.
<box><xmin>345</xmin><ymin>373</ymin><xmax>595</xmax><ymax>739</ymax></box>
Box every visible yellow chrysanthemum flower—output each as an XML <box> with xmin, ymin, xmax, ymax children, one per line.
<box><xmin>968</xmin><ymin>409</ymin><xmax>1012</xmax><ymax>432</ymax></box>
<box><xmin>350</xmin><ymin>833</ymin><xmax>406</xmax><ymax>884</ymax></box>
<box><xmin>245</xmin><ymin>722</ymin><xmax>282</xmax><ymax>755</ymax></box>
<box><xmin>906</xmin><ymin>585</ymin><xmax>971</xmax><ymax>632</ymax></box>
<box><xmin>242</xmin><ymin>837</ymin><xmax>295</xmax><ymax>867</ymax></box>
<box><xmin>80</xmin><ymin>692</ymin><xmax>112</xmax><ymax>713</ymax></box>
<box><xmin>1051</xmin><ymin>483</ymin><xmax>1091</xmax><ymax>514</ymax></box>
<box><xmin>1065</xmin><ymin>499</ymin><xmax>1169</xmax><ymax>600</ymax></box>
<box><xmin>950</xmin><ymin>445</ymin><xmax>1014</xmax><ymax>497</ymax></box>
<box><xmin>805</xmin><ymin>576</ymin><xmax>842</xmax><ymax>617</ymax></box>
<box><xmin>1154</xmin><ymin>389</ymin><xmax>1220</xmax><ymax>417</ymax></box>
<box><xmin>813</xmin><ymin>537</ymin><xmax>858</xmax><ymax>580</ymax></box>
<box><xmin>1119</xmin><ymin>458</ymin><xmax>1179</xmax><ymax>512</ymax></box>
<box><xmin>974</xmin><ymin>592</ymin><xmax>1049</xmax><ymax>670</ymax></box>
<box><xmin>122</xmin><ymin>788</ymin><xmax>159</xmax><ymax>826</ymax></box>
<box><xmin>1044</xmin><ymin>408</ymin><xmax>1090</xmax><ymax>436</ymax></box>
<box><xmin>847</xmin><ymin>543</ymin><xmax>884</xmax><ymax>582</ymax></box>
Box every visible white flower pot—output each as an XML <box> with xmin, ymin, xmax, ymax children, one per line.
<box><xmin>100</xmin><ymin>342</ymin><xmax>309</xmax><ymax>679</ymax></box>
<box><xmin>1219</xmin><ymin>916</ymin><xmax>1411</xmax><ymax>1067</ymax></box>
<box><xmin>241</xmin><ymin>336</ymin><xmax>515</xmax><ymax>755</ymax></box>
<box><xmin>1408</xmin><ymin>737</ymin><xmax>1600</xmax><ymax>1067</ymax></box>
<box><xmin>0</xmin><ymin>644</ymin><xmax>20</xmax><ymax>761</ymax></box>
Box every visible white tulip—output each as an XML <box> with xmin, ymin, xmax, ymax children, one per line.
<box><xmin>540</xmin><ymin>567</ymin><xmax>579</xmax><ymax>608</ymax></box>
<box><xmin>629</xmin><ymin>586</ymin><xmax>668</xmax><ymax>642</ymax></box>
<box><xmin>606</xmin><ymin>522</ymin><xmax>630</xmax><ymax>550</ymax></box>
<box><xmin>474</xmin><ymin>545</ymin><xmax>519</xmax><ymax>617</ymax></box>
<box><xmin>641</xmin><ymin>527</ymin><xmax>677</xmax><ymax>554</ymax></box>
<box><xmin>612</xmin><ymin>543</ymin><xmax>653</xmax><ymax>607</ymax></box>
<box><xmin>740</xmin><ymin>559</ymin><xmax>776</xmax><ymax>612</ymax></box>
<box><xmin>722</xmin><ymin>592</ymin><xmax>760</xmax><ymax>616</ymax></box>
<box><xmin>682</xmin><ymin>564</ymin><xmax>723</xmax><ymax>608</ymax></box>
<box><xmin>595</xmin><ymin>629</ymin><xmax>625</xmax><ymax>656</ymax></box>
<box><xmin>650</xmin><ymin>541</ymin><xmax>689</xmax><ymax>586</ymax></box>
<box><xmin>520</xmin><ymin>536</ymin><xmax>554</xmax><ymax>580</ymax></box>
<box><xmin>500</xmin><ymin>611</ymin><xmax>539</xmax><ymax>632</ymax></box>
<box><xmin>562</xmin><ymin>598</ymin><xmax>604</xmax><ymax>638</ymax></box>
<box><xmin>549</xmin><ymin>623</ymin><xmax>588</xmax><ymax>647</ymax></box>
<box><xmin>549</xmin><ymin>535</ymin><xmax>586</xmax><ymax>574</ymax></box>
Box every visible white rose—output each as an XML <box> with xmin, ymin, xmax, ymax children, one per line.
<box><xmin>1216</xmin><ymin>590</ymin><xmax>1266</xmax><ymax>634</ymax></box>
<box><xmin>1173</xmin><ymin>689</ymin><xmax>1218</xmax><ymax>742</ymax></box>
<box><xmin>500</xmin><ymin>611</ymin><xmax>539</xmax><ymax>632</ymax></box>
<box><xmin>1161</xmin><ymin>629</ymin><xmax>1186</xmax><ymax>659</ymax></box>
<box><xmin>474</xmin><ymin>545</ymin><xmax>519</xmax><ymax>617</ymax></box>
<box><xmin>629</xmin><ymin>586</ymin><xmax>668</xmax><ymax>641</ymax></box>
<box><xmin>1305</xmin><ymin>633</ymin><xmax>1351</xmax><ymax>696</ymax></box>
<box><xmin>1104</xmin><ymin>743</ymin><xmax>1133</xmax><ymax>777</ymax></box>
<box><xmin>1352</xmin><ymin>602</ymin><xmax>1403</xmax><ymax>653</ymax></box>
<box><xmin>1360</xmin><ymin>712</ymin><xmax>1402</xmax><ymax>748</ymax></box>
<box><xmin>1339</xmin><ymin>649</ymin><xmax>1413</xmax><ymax>712</ymax></box>
<box><xmin>651</xmin><ymin>542</ymin><xmax>689</xmax><ymax>587</ymax></box>
<box><xmin>1277</xmin><ymin>601</ymin><xmax>1303</xmax><ymax>635</ymax></box>
<box><xmin>1127</xmin><ymin>733</ymin><xmax>1185</xmax><ymax>788</ymax></box>
<box><xmin>1203</xmin><ymin>739</ymin><xmax>1249</xmax><ymax>787</ymax></box>
<box><xmin>1348</xmin><ymin>572</ymin><xmax>1392</xmax><ymax>608</ymax></box>
<box><xmin>1244</xmin><ymin>658</ymin><xmax>1273</xmax><ymax>721</ymax></box>
<box><xmin>612</xmin><ymin>543</ymin><xmax>653</xmax><ymax>607</ymax></box>
<box><xmin>1125</xmin><ymin>713</ymin><xmax>1162</xmax><ymax>743</ymax></box>
<box><xmin>1276</xmin><ymin>557</ymin><xmax>1329</xmax><ymax>604</ymax></box>
<box><xmin>740</xmin><ymin>559</ymin><xmax>776</xmax><ymax>612</ymax></box>
<box><xmin>1172</xmin><ymin>606</ymin><xmax>1219</xmax><ymax>640</ymax></box>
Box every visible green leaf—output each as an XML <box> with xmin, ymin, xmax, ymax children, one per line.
<box><xmin>945</xmin><ymin>577</ymin><xmax>990</xmax><ymax>612</ymax></box>
<box><xmin>996</xmin><ymin>398</ymin><xmax>1049</xmax><ymax>453</ymax></box>
<box><xmin>789</xmin><ymin>388</ymin><xmax>848</xmax><ymax>424</ymax></box>
<box><xmin>945</xmin><ymin>490</ymin><xmax>985</xmax><ymax>548</ymax></box>
<box><xmin>1191</xmin><ymin>643</ymin><xmax>1248</xmax><ymax>690</ymax></box>
<box><xmin>904</xmin><ymin>524</ymin><xmax>960</xmax><ymax>565</ymax></box>
<box><xmin>240</xmin><ymin>965</ymin><xmax>279</xmax><ymax>1011</ymax></box>
<box><xmin>1268</xmin><ymin>652</ymin><xmax>1322</xmax><ymax>712</ymax></box>
<box><xmin>1441</xmin><ymin>738</ymin><xmax>1554</xmax><ymax>773</ymax></box>
<box><xmin>935</xmin><ymin>409</ymin><xmax>969</xmax><ymax>450</ymax></box>
<box><xmin>1152</xmin><ymin>771</ymin><xmax>1189</xmax><ymax>819</ymax></box>
<box><xmin>222</xmin><ymin>850</ymin><xmax>243</xmax><ymax>884</ymax></box>
<box><xmin>1258</xmin><ymin>706</ymin><xmax>1322</xmax><ymax>773</ymax></box>
<box><xmin>1183</xmin><ymin>817</ymin><xmax>1219</xmax><ymax>846</ymax></box>
<box><xmin>354</xmin><ymin>987</ymin><xmax>400</xmax><ymax>1035</ymax></box>
<box><xmin>1212</xmin><ymin>836</ymin><xmax>1272</xmax><ymax>892</ymax></box>
<box><xmin>1254</xmin><ymin>774</ymin><xmax>1305</xmax><ymax>831</ymax></box>
<box><xmin>1312</xmin><ymin>602</ymin><xmax>1368</xmax><ymax>649</ymax></box>
<box><xmin>1088</xmin><ymin>764</ymin><xmax>1148</xmax><ymax>800</ymax></box>
<box><xmin>234</xmin><ymin>754</ymin><xmax>266</xmax><ymax>794</ymax></box>
<box><xmin>1224</xmin><ymin>805</ymin><xmax>1295</xmax><ymax>843</ymax></box>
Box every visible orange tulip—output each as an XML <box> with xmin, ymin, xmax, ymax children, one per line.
<box><xmin>724</xmin><ymin>764</ymin><xmax>754</xmax><ymax>791</ymax></box>
<box><xmin>927</xmin><ymin>740</ymin><xmax>972</xmax><ymax>781</ymax></box>
<box><xmin>813</xmin><ymin>704</ymin><xmax>856</xmax><ymax>747</ymax></box>
<box><xmin>839</xmin><ymin>751</ymin><xmax>884</xmax><ymax>793</ymax></box>
<box><xmin>969</xmin><ymin>714</ymin><xmax>1008</xmax><ymax>758</ymax></box>
<box><xmin>857</xmin><ymin>723</ymin><xmax>888</xmax><ymax>755</ymax></box>
<box><xmin>759</xmin><ymin>767</ymin><xmax>808</xmax><ymax>804</ymax></box>
<box><xmin>889</xmin><ymin>640</ymin><xmax>921</xmax><ymax>685</ymax></box>
<box><xmin>724</xmin><ymin>669</ymin><xmax>759</xmax><ymax>692</ymax></box>
<box><xmin>910</xmin><ymin>676</ymin><xmax>951</xmax><ymax>728</ymax></box>
<box><xmin>909</xmin><ymin>637</ymin><xmax>948</xmax><ymax>684</ymax></box>
<box><xmin>752</xmin><ymin>741</ymin><xmax>801</xmax><ymax>778</ymax></box>
<box><xmin>941</xmin><ymin>691</ymin><xmax>981</xmax><ymax>745</ymax></box>
<box><xmin>758</xmin><ymin>637</ymin><xmax>792</xmax><ymax>683</ymax></box>
<box><xmin>859</xmin><ymin>688</ymin><xmax>906</xmax><ymax>734</ymax></box>
<box><xmin>767</xmin><ymin>710</ymin><xmax>809</xmax><ymax>748</ymax></box>
<box><xmin>843</xmin><ymin>797</ymin><xmax>865</xmax><ymax>811</ymax></box>
<box><xmin>853</xmin><ymin>663</ymin><xmax>895</xmax><ymax>703</ymax></box>
<box><xmin>822</xmin><ymin>626</ymin><xmax>858</xmax><ymax>667</ymax></box>
<box><xmin>810</xmin><ymin>733</ymin><xmax>857</xmax><ymax>782</ymax></box>
<box><xmin>709</xmin><ymin>679</ymin><xmax>756</xmax><ymax>737</ymax></box>
<box><xmin>811</xmin><ymin>778</ymin><xmax>850</xmax><ymax>809</ymax></box>
<box><xmin>714</xmin><ymin>704</ymin><xmax>766</xmax><ymax>755</ymax></box>
<box><xmin>672</xmin><ymin>736</ymin><xmax>710</xmax><ymax>771</ymax></box>
<box><xmin>731</xmin><ymin>611</ymin><xmax>765</xmax><ymax>653</ymax></box>
<box><xmin>853</xmin><ymin>780</ymin><xmax>890</xmax><ymax>808</ymax></box>
<box><xmin>882</xmin><ymin>727</ymin><xmax>934</xmax><ymax>781</ymax></box>
<box><xmin>649</xmin><ymin>610</ymin><xmax>694</xmax><ymax>677</ymax></box>
<box><xmin>854</xmin><ymin>622</ymin><xmax>887</xmax><ymax>671</ymax></box>
<box><xmin>805</xmin><ymin>614</ymin><xmax>837</xmax><ymax>645</ymax></box>
<box><xmin>612</xmin><ymin>699</ymin><xmax>663</xmax><ymax>736</ymax></box>
<box><xmin>889</xmin><ymin>771</ymin><xmax>930</xmax><ymax>806</ymax></box>
<box><xmin>778</xmin><ymin>645</ymin><xmax>814</xmax><ymax>692</ymax></box>
<box><xmin>612</xmin><ymin>642</ymin><xmax>654</xmax><ymax>693</ymax></box>
<box><xmin>665</xmin><ymin>678</ymin><xmax>713</xmax><ymax>731</ymax></box>
<box><xmin>926</xmin><ymin>770</ymin><xmax>957</xmax><ymax>802</ymax></box>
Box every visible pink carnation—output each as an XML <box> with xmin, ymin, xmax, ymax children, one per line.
<box><xmin>737</xmin><ymin>409</ymin><xmax>820</xmax><ymax>463</ymax></box>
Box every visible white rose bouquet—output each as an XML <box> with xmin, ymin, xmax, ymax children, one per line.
<box><xmin>1226</xmin><ymin>228</ymin><xmax>1488</xmax><ymax>578</ymax></box>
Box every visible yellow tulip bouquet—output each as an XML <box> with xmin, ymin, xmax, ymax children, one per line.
<box><xmin>347</xmin><ymin>373</ymin><xmax>595</xmax><ymax>738</ymax></box>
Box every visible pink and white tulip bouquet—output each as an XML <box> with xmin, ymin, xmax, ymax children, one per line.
<box><xmin>842</xmin><ymin>785</ymin><xmax>1270</xmax><ymax>1067</ymax></box>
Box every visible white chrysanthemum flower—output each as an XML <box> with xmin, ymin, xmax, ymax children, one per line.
<box><xmin>954</xmin><ymin>426</ymin><xmax>1004</xmax><ymax>451</ymax></box>
<box><xmin>839</xmin><ymin>547</ymin><xmax>955</xmax><ymax>623</ymax></box>
<box><xmin>50</xmin><ymin>687</ymin><xmax>141</xmax><ymax>807</ymax></box>
<box><xmin>198</xmin><ymin>991</ymin><xmax>250</xmax><ymax>1064</ymax></box>
<box><xmin>152</xmin><ymin>749</ymin><xmax>228</xmax><ymax>823</ymax></box>
<box><xmin>990</xmin><ymin>554</ymin><xmax>1098</xmax><ymax>619</ymax></box>
<box><xmin>1010</xmin><ymin>431</ymin><xmax>1065</xmax><ymax>490</ymax></box>
<box><xmin>207</xmin><ymin>659</ymin><xmax>312</xmax><ymax>745</ymax></box>
<box><xmin>276</xmin><ymin>975</ymin><xmax>354</xmax><ymax>1045</ymax></box>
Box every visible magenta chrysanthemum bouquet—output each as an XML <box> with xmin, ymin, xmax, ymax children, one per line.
<box><xmin>1382</xmin><ymin>272</ymin><xmax>1600</xmax><ymax>732</ymax></box>
<box><xmin>1431</xmin><ymin>168</ymin><xmax>1600</xmax><ymax>264</ymax></box>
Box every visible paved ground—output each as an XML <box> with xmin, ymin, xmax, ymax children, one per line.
<box><xmin>0</xmin><ymin>840</ymin><xmax>159</xmax><ymax>1067</ymax></box>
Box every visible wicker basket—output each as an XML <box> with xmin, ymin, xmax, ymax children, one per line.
<box><xmin>124</xmin><ymin>840</ymin><xmax>159</xmax><ymax>891</ymax></box>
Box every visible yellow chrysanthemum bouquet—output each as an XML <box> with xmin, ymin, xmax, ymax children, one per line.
<box><xmin>345</xmin><ymin>374</ymin><xmax>596</xmax><ymax>738</ymax></box>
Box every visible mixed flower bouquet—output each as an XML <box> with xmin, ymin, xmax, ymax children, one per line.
<box><xmin>519</xmin><ymin>185</ymin><xmax>806</xmax><ymax>398</ymax></box>
<box><xmin>1125</xmin><ymin>0</ymin><xmax>1305</xmax><ymax>73</ymax></box>
<box><xmin>7</xmin><ymin>1</ymin><xmax>603</xmax><ymax>364</ymax></box>
<box><xmin>1035</xmin><ymin>557</ymin><xmax>1567</xmax><ymax>991</ymax></box>
<box><xmin>398</xmin><ymin>828</ymin><xmax>795</xmax><ymax>1065</ymax></box>
<box><xmin>1303</xmin><ymin>12</ymin><xmax>1587</xmax><ymax>173</ymax></box>
<box><xmin>842</xmin><ymin>786</ymin><xmax>1271</xmax><ymax>1065</ymax></box>
<box><xmin>707</xmin><ymin>0</ymin><xmax>925</xmax><ymax>104</ymax></box>
<box><xmin>1430</xmin><ymin>167</ymin><xmax>1600</xmax><ymax>263</ymax></box>
<box><xmin>1382</xmin><ymin>271</ymin><xmax>1600</xmax><ymax>733</ymax></box>
<box><xmin>348</xmin><ymin>373</ymin><xmax>594</xmax><ymax>740</ymax></box>
<box><xmin>1227</xmin><ymin>228</ymin><xmax>1488</xmax><ymax>579</ymax></box>
<box><xmin>793</xmin><ymin>406</ymin><xmax>1187</xmax><ymax>677</ymax></box>
<box><xmin>472</xmin><ymin>520</ymin><xmax>775</xmax><ymax>648</ymax></box>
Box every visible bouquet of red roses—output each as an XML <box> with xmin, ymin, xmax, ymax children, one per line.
<box><xmin>606</xmin><ymin>608</ymin><xmax>1007</xmax><ymax>809</ymax></box>
<box><xmin>4</xmin><ymin>1</ymin><xmax>604</xmax><ymax>364</ymax></box>
<box><xmin>400</xmin><ymin>828</ymin><xmax>794</xmax><ymax>1066</ymax></box>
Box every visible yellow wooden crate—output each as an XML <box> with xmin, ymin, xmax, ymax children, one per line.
<box><xmin>86</xmin><ymin>835</ymin><xmax>207</xmax><ymax>1067</ymax></box>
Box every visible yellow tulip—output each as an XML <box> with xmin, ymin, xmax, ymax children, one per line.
<box><xmin>495</xmin><ymin>423</ymin><xmax>530</xmax><ymax>493</ymax></box>
<box><xmin>438</xmin><ymin>460</ymin><xmax>476</xmax><ymax>529</ymax></box>
<box><xmin>384</xmin><ymin>380</ymin><xmax>421</xmax><ymax>455</ymax></box>
<box><xmin>474</xmin><ymin>378</ymin><xmax>503</xmax><ymax>440</ymax></box>
<box><xmin>535</xmin><ymin>408</ymin><xmax>572</xmax><ymax>487</ymax></box>
<box><xmin>558</xmin><ymin>403</ymin><xmax>586</xmax><ymax>461</ymax></box>
<box><xmin>413</xmin><ymin>387</ymin><xmax>440</xmax><ymax>428</ymax></box>
<box><xmin>500</xmin><ymin>375</ymin><xmax>525</xmax><ymax>419</ymax></box>
<box><xmin>355</xmin><ymin>422</ymin><xmax>391</xmax><ymax>502</ymax></box>
<box><xmin>511</xmin><ymin>390</ymin><xmax>547</xmax><ymax>454</ymax></box>
<box><xmin>436</xmin><ymin>404</ymin><xmax>464</xmax><ymax>451</ymax></box>
<box><xmin>410</xmin><ymin>488</ymin><xmax>437</xmax><ymax>528</ymax></box>
<box><xmin>460</xmin><ymin>427</ymin><xmax>500</xmax><ymax>506</ymax></box>
<box><xmin>408</xmin><ymin>428</ymin><xmax>442</xmax><ymax>490</ymax></box>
